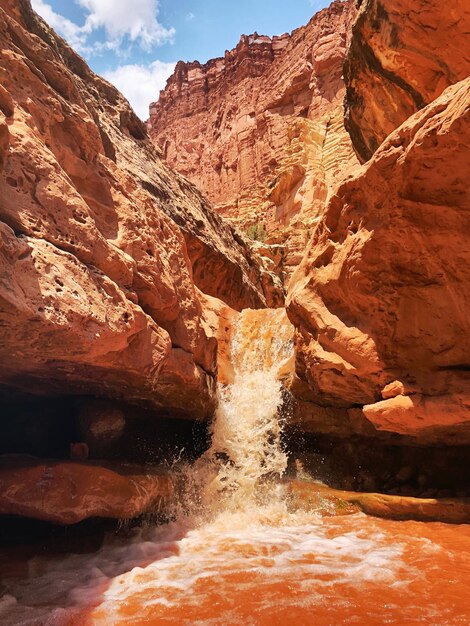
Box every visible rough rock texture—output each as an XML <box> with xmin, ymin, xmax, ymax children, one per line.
<box><xmin>77</xmin><ymin>398</ymin><xmax>126</xmax><ymax>458</ymax></box>
<box><xmin>287</xmin><ymin>78</ymin><xmax>470</xmax><ymax>445</ymax></box>
<box><xmin>149</xmin><ymin>0</ymin><xmax>359</xmax><ymax>282</ymax></box>
<box><xmin>0</xmin><ymin>0</ymin><xmax>281</xmax><ymax>420</ymax></box>
<box><xmin>0</xmin><ymin>456</ymin><xmax>171</xmax><ymax>524</ymax></box>
<box><xmin>198</xmin><ymin>291</ymin><xmax>239</xmax><ymax>386</ymax></box>
<box><xmin>344</xmin><ymin>0</ymin><xmax>470</xmax><ymax>162</ymax></box>
<box><xmin>287</xmin><ymin>480</ymin><xmax>470</xmax><ymax>524</ymax></box>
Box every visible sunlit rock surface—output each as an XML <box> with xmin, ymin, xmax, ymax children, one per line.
<box><xmin>0</xmin><ymin>0</ymin><xmax>282</xmax><ymax>421</ymax></box>
<box><xmin>344</xmin><ymin>0</ymin><xmax>470</xmax><ymax>161</ymax></box>
<box><xmin>149</xmin><ymin>0</ymin><xmax>359</xmax><ymax>281</ymax></box>
<box><xmin>287</xmin><ymin>78</ymin><xmax>470</xmax><ymax>444</ymax></box>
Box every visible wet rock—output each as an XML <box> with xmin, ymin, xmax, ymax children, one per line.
<box><xmin>198</xmin><ymin>291</ymin><xmax>240</xmax><ymax>385</ymax></box>
<box><xmin>0</xmin><ymin>456</ymin><xmax>171</xmax><ymax>525</ymax></box>
<box><xmin>77</xmin><ymin>400</ymin><xmax>126</xmax><ymax>458</ymax></box>
<box><xmin>287</xmin><ymin>480</ymin><xmax>470</xmax><ymax>524</ymax></box>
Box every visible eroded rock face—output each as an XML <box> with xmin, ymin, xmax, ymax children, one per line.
<box><xmin>344</xmin><ymin>0</ymin><xmax>470</xmax><ymax>161</ymax></box>
<box><xmin>0</xmin><ymin>456</ymin><xmax>171</xmax><ymax>524</ymax></box>
<box><xmin>287</xmin><ymin>480</ymin><xmax>470</xmax><ymax>524</ymax></box>
<box><xmin>287</xmin><ymin>78</ymin><xmax>470</xmax><ymax>445</ymax></box>
<box><xmin>149</xmin><ymin>0</ymin><xmax>359</xmax><ymax>281</ymax></box>
<box><xmin>198</xmin><ymin>291</ymin><xmax>240</xmax><ymax>386</ymax></box>
<box><xmin>0</xmin><ymin>0</ymin><xmax>280</xmax><ymax>419</ymax></box>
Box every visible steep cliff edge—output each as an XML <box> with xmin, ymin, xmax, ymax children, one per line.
<box><xmin>149</xmin><ymin>0</ymin><xmax>359</xmax><ymax>281</ymax></box>
<box><xmin>0</xmin><ymin>0</ymin><xmax>282</xmax><ymax>426</ymax></box>
<box><xmin>344</xmin><ymin>0</ymin><xmax>470</xmax><ymax>161</ymax></box>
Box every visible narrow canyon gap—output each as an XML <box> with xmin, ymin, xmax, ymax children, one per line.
<box><xmin>0</xmin><ymin>0</ymin><xmax>469</xmax><ymax>624</ymax></box>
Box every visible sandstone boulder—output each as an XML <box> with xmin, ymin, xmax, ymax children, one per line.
<box><xmin>287</xmin><ymin>480</ymin><xmax>470</xmax><ymax>524</ymax></box>
<box><xmin>0</xmin><ymin>456</ymin><xmax>171</xmax><ymax>524</ymax></box>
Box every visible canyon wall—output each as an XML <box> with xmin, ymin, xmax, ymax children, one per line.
<box><xmin>344</xmin><ymin>0</ymin><xmax>470</xmax><ymax>162</ymax></box>
<box><xmin>149</xmin><ymin>0</ymin><xmax>359</xmax><ymax>281</ymax></box>
<box><xmin>0</xmin><ymin>0</ymin><xmax>281</xmax><ymax>426</ymax></box>
<box><xmin>150</xmin><ymin>0</ymin><xmax>470</xmax><ymax>447</ymax></box>
<box><xmin>287</xmin><ymin>2</ymin><xmax>470</xmax><ymax>445</ymax></box>
<box><xmin>1</xmin><ymin>0</ymin><xmax>469</xmax><ymax>525</ymax></box>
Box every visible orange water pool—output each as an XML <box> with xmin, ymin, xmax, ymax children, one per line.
<box><xmin>2</xmin><ymin>509</ymin><xmax>469</xmax><ymax>625</ymax></box>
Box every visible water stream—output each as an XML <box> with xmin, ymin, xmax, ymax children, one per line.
<box><xmin>1</xmin><ymin>309</ymin><xmax>469</xmax><ymax>625</ymax></box>
<box><xmin>193</xmin><ymin>308</ymin><xmax>293</xmax><ymax>513</ymax></box>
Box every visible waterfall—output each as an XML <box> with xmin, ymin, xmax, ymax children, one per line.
<box><xmin>2</xmin><ymin>309</ymin><xmax>464</xmax><ymax>626</ymax></box>
<box><xmin>193</xmin><ymin>308</ymin><xmax>294</xmax><ymax>514</ymax></box>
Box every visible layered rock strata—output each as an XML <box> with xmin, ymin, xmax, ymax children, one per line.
<box><xmin>149</xmin><ymin>0</ymin><xmax>359</xmax><ymax>281</ymax></box>
<box><xmin>0</xmin><ymin>0</ymin><xmax>280</xmax><ymax>422</ymax></box>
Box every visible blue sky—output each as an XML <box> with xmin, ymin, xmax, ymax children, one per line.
<box><xmin>31</xmin><ymin>0</ymin><xmax>330</xmax><ymax>119</ymax></box>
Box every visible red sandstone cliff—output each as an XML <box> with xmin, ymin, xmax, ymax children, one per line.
<box><xmin>287</xmin><ymin>1</ymin><xmax>470</xmax><ymax>445</ymax></box>
<box><xmin>344</xmin><ymin>0</ymin><xmax>470</xmax><ymax>162</ymax></box>
<box><xmin>149</xmin><ymin>0</ymin><xmax>470</xmax><ymax>446</ymax></box>
<box><xmin>149</xmin><ymin>0</ymin><xmax>359</xmax><ymax>281</ymax></box>
<box><xmin>0</xmin><ymin>0</ymin><xmax>281</xmax><ymax>422</ymax></box>
<box><xmin>1</xmin><ymin>0</ymin><xmax>469</xmax><ymax>529</ymax></box>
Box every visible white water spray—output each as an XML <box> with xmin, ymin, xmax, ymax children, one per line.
<box><xmin>2</xmin><ymin>309</ymin><xmax>449</xmax><ymax>626</ymax></box>
<box><xmin>196</xmin><ymin>308</ymin><xmax>294</xmax><ymax>512</ymax></box>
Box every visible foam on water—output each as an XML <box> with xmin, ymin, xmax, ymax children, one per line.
<box><xmin>2</xmin><ymin>309</ymin><xmax>470</xmax><ymax>625</ymax></box>
<box><xmin>195</xmin><ymin>308</ymin><xmax>293</xmax><ymax>513</ymax></box>
<box><xmin>0</xmin><ymin>511</ymin><xmax>411</xmax><ymax>625</ymax></box>
<box><xmin>4</xmin><ymin>509</ymin><xmax>469</xmax><ymax>626</ymax></box>
<box><xmin>158</xmin><ymin>308</ymin><xmax>294</xmax><ymax>526</ymax></box>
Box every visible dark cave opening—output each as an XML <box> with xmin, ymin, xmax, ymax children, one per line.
<box><xmin>0</xmin><ymin>385</ymin><xmax>211</xmax><ymax>464</ymax></box>
<box><xmin>283</xmin><ymin>427</ymin><xmax>470</xmax><ymax>498</ymax></box>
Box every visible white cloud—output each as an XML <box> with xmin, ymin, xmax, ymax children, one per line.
<box><xmin>78</xmin><ymin>0</ymin><xmax>175</xmax><ymax>50</ymax></box>
<box><xmin>31</xmin><ymin>0</ymin><xmax>88</xmax><ymax>51</ymax></box>
<box><xmin>186</xmin><ymin>12</ymin><xmax>195</xmax><ymax>21</ymax></box>
<box><xmin>31</xmin><ymin>0</ymin><xmax>174</xmax><ymax>55</ymax></box>
<box><xmin>103</xmin><ymin>60</ymin><xmax>175</xmax><ymax>120</ymax></box>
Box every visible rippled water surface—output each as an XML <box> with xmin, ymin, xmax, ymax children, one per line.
<box><xmin>2</xmin><ymin>310</ymin><xmax>469</xmax><ymax>625</ymax></box>
<box><xmin>1</xmin><ymin>510</ymin><xmax>470</xmax><ymax>625</ymax></box>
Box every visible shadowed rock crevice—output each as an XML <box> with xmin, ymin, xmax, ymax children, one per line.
<box><xmin>344</xmin><ymin>0</ymin><xmax>470</xmax><ymax>161</ymax></box>
<box><xmin>0</xmin><ymin>388</ymin><xmax>211</xmax><ymax>462</ymax></box>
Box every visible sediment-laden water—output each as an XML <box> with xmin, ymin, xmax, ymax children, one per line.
<box><xmin>1</xmin><ymin>310</ymin><xmax>469</xmax><ymax>625</ymax></box>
